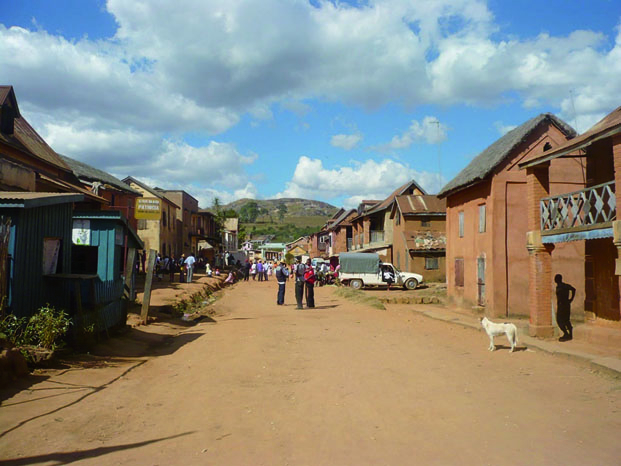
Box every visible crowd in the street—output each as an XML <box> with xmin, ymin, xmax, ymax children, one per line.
<box><xmin>136</xmin><ymin>249</ymin><xmax>339</xmax><ymax>310</ymax></box>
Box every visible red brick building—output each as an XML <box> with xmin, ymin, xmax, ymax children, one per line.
<box><xmin>60</xmin><ymin>154</ymin><xmax>142</xmax><ymax>232</ymax></box>
<box><xmin>439</xmin><ymin>114</ymin><xmax>584</xmax><ymax>318</ymax></box>
<box><xmin>349</xmin><ymin>180</ymin><xmax>426</xmax><ymax>263</ymax></box>
<box><xmin>519</xmin><ymin>106</ymin><xmax>621</xmax><ymax>338</ymax></box>
<box><xmin>390</xmin><ymin>195</ymin><xmax>446</xmax><ymax>282</ymax></box>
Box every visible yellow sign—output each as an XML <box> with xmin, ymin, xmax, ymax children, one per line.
<box><xmin>135</xmin><ymin>198</ymin><xmax>161</xmax><ymax>220</ymax></box>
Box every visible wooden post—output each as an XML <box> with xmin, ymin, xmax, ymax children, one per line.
<box><xmin>124</xmin><ymin>248</ymin><xmax>137</xmax><ymax>300</ymax></box>
<box><xmin>140</xmin><ymin>249</ymin><xmax>157</xmax><ymax>324</ymax></box>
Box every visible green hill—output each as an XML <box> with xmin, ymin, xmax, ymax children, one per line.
<box><xmin>221</xmin><ymin>198</ymin><xmax>339</xmax><ymax>243</ymax></box>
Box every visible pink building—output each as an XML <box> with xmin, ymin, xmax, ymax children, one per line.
<box><xmin>439</xmin><ymin>114</ymin><xmax>584</xmax><ymax>318</ymax></box>
<box><xmin>520</xmin><ymin>106</ymin><xmax>621</xmax><ymax>338</ymax></box>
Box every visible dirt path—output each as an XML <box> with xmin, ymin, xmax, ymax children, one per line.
<box><xmin>1</xmin><ymin>279</ymin><xmax>620</xmax><ymax>465</ymax></box>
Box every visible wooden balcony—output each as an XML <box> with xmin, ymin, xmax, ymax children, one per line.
<box><xmin>540</xmin><ymin>181</ymin><xmax>616</xmax><ymax>234</ymax></box>
<box><xmin>370</xmin><ymin>230</ymin><xmax>385</xmax><ymax>243</ymax></box>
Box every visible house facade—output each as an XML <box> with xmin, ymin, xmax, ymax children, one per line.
<box><xmin>157</xmin><ymin>190</ymin><xmax>199</xmax><ymax>256</ymax></box>
<box><xmin>60</xmin><ymin>154</ymin><xmax>142</xmax><ymax>232</ymax></box>
<box><xmin>325</xmin><ymin>209</ymin><xmax>356</xmax><ymax>256</ymax></box>
<box><xmin>438</xmin><ymin>114</ymin><xmax>585</xmax><ymax>318</ymax></box>
<box><xmin>222</xmin><ymin>217</ymin><xmax>239</xmax><ymax>253</ymax></box>
<box><xmin>390</xmin><ymin>195</ymin><xmax>446</xmax><ymax>282</ymax></box>
<box><xmin>519</xmin><ymin>106</ymin><xmax>621</xmax><ymax>338</ymax></box>
<box><xmin>122</xmin><ymin>177</ymin><xmax>179</xmax><ymax>256</ymax></box>
<box><xmin>349</xmin><ymin>181</ymin><xmax>426</xmax><ymax>263</ymax></box>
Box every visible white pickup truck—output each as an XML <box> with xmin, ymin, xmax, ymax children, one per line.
<box><xmin>338</xmin><ymin>252</ymin><xmax>423</xmax><ymax>290</ymax></box>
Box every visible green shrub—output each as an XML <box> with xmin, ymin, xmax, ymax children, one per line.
<box><xmin>0</xmin><ymin>305</ymin><xmax>71</xmax><ymax>351</ymax></box>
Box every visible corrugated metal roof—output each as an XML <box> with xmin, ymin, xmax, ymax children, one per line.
<box><xmin>363</xmin><ymin>180</ymin><xmax>427</xmax><ymax>216</ymax></box>
<box><xmin>0</xmin><ymin>191</ymin><xmax>83</xmax><ymax>208</ymax></box>
<box><xmin>520</xmin><ymin>106</ymin><xmax>621</xmax><ymax>169</ymax></box>
<box><xmin>438</xmin><ymin>113</ymin><xmax>576</xmax><ymax>198</ymax></box>
<box><xmin>37</xmin><ymin>173</ymin><xmax>108</xmax><ymax>204</ymax></box>
<box><xmin>396</xmin><ymin>195</ymin><xmax>446</xmax><ymax>215</ymax></box>
<box><xmin>326</xmin><ymin>208</ymin><xmax>356</xmax><ymax>230</ymax></box>
<box><xmin>1</xmin><ymin>86</ymin><xmax>70</xmax><ymax>173</ymax></box>
<box><xmin>60</xmin><ymin>154</ymin><xmax>142</xmax><ymax>195</ymax></box>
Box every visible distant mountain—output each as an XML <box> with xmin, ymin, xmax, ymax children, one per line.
<box><xmin>223</xmin><ymin>198</ymin><xmax>339</xmax><ymax>218</ymax></box>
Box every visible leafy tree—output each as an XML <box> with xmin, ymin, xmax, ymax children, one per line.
<box><xmin>277</xmin><ymin>203</ymin><xmax>288</xmax><ymax>221</ymax></box>
<box><xmin>239</xmin><ymin>201</ymin><xmax>259</xmax><ymax>223</ymax></box>
<box><xmin>285</xmin><ymin>252</ymin><xmax>294</xmax><ymax>265</ymax></box>
<box><xmin>212</xmin><ymin>197</ymin><xmax>226</xmax><ymax>241</ymax></box>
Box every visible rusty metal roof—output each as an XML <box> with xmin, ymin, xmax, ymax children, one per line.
<box><xmin>520</xmin><ymin>106</ymin><xmax>621</xmax><ymax>169</ymax></box>
<box><xmin>1</xmin><ymin>86</ymin><xmax>70</xmax><ymax>172</ymax></box>
<box><xmin>60</xmin><ymin>154</ymin><xmax>141</xmax><ymax>195</ymax></box>
<box><xmin>0</xmin><ymin>191</ymin><xmax>84</xmax><ymax>208</ymax></box>
<box><xmin>395</xmin><ymin>195</ymin><xmax>446</xmax><ymax>216</ymax></box>
<box><xmin>363</xmin><ymin>179</ymin><xmax>427</xmax><ymax>216</ymax></box>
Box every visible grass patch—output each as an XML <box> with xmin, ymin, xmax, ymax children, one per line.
<box><xmin>334</xmin><ymin>287</ymin><xmax>386</xmax><ymax>310</ymax></box>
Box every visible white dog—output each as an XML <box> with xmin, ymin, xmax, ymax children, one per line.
<box><xmin>480</xmin><ymin>317</ymin><xmax>518</xmax><ymax>352</ymax></box>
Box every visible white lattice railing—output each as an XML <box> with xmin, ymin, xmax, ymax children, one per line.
<box><xmin>540</xmin><ymin>181</ymin><xmax>616</xmax><ymax>232</ymax></box>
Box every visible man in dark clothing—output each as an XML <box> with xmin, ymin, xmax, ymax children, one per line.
<box><xmin>243</xmin><ymin>259</ymin><xmax>251</xmax><ymax>281</ymax></box>
<box><xmin>294</xmin><ymin>258</ymin><xmax>306</xmax><ymax>309</ymax></box>
<box><xmin>304</xmin><ymin>259</ymin><xmax>316</xmax><ymax>308</ymax></box>
<box><xmin>275</xmin><ymin>261</ymin><xmax>289</xmax><ymax>305</ymax></box>
<box><xmin>555</xmin><ymin>274</ymin><xmax>576</xmax><ymax>341</ymax></box>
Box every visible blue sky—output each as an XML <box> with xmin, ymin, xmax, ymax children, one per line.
<box><xmin>1</xmin><ymin>0</ymin><xmax>620</xmax><ymax>208</ymax></box>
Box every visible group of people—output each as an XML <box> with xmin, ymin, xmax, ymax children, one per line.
<box><xmin>152</xmin><ymin>252</ymin><xmax>197</xmax><ymax>283</ymax></box>
<box><xmin>273</xmin><ymin>257</ymin><xmax>316</xmax><ymax>309</ymax></box>
<box><xmin>241</xmin><ymin>259</ymin><xmax>274</xmax><ymax>281</ymax></box>
<box><xmin>137</xmin><ymin>251</ymin><xmax>205</xmax><ymax>284</ymax></box>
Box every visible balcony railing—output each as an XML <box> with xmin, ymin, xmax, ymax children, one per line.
<box><xmin>370</xmin><ymin>230</ymin><xmax>385</xmax><ymax>243</ymax></box>
<box><xmin>541</xmin><ymin>181</ymin><xmax>616</xmax><ymax>233</ymax></box>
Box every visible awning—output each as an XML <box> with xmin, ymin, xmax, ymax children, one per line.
<box><xmin>542</xmin><ymin>228</ymin><xmax>613</xmax><ymax>244</ymax></box>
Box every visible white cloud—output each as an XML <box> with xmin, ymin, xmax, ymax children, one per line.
<box><xmin>1</xmin><ymin>2</ymin><xmax>619</xmax><ymax>129</ymax></box>
<box><xmin>2</xmin><ymin>0</ymin><xmax>621</xmax><ymax>208</ymax></box>
<box><xmin>372</xmin><ymin>116</ymin><xmax>448</xmax><ymax>152</ymax></box>
<box><xmin>276</xmin><ymin>156</ymin><xmax>446</xmax><ymax>206</ymax></box>
<box><xmin>330</xmin><ymin>133</ymin><xmax>363</xmax><ymax>150</ymax></box>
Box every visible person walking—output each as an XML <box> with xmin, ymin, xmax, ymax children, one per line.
<box><xmin>178</xmin><ymin>254</ymin><xmax>186</xmax><ymax>282</ymax></box>
<box><xmin>275</xmin><ymin>261</ymin><xmax>290</xmax><ymax>305</ymax></box>
<box><xmin>294</xmin><ymin>257</ymin><xmax>306</xmax><ymax>309</ymax></box>
<box><xmin>555</xmin><ymin>274</ymin><xmax>576</xmax><ymax>341</ymax></box>
<box><xmin>169</xmin><ymin>254</ymin><xmax>177</xmax><ymax>282</ymax></box>
<box><xmin>304</xmin><ymin>259</ymin><xmax>316</xmax><ymax>308</ymax></box>
<box><xmin>265</xmin><ymin>261</ymin><xmax>272</xmax><ymax>281</ymax></box>
<box><xmin>257</xmin><ymin>260</ymin><xmax>264</xmax><ymax>282</ymax></box>
<box><xmin>185</xmin><ymin>253</ymin><xmax>196</xmax><ymax>283</ymax></box>
<box><xmin>243</xmin><ymin>259</ymin><xmax>251</xmax><ymax>281</ymax></box>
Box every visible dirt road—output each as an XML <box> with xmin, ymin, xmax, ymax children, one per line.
<box><xmin>1</xmin><ymin>279</ymin><xmax>620</xmax><ymax>465</ymax></box>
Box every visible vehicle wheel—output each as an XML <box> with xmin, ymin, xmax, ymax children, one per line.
<box><xmin>404</xmin><ymin>278</ymin><xmax>418</xmax><ymax>290</ymax></box>
<box><xmin>350</xmin><ymin>279</ymin><xmax>363</xmax><ymax>290</ymax></box>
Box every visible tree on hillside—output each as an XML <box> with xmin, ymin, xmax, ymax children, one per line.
<box><xmin>239</xmin><ymin>201</ymin><xmax>259</xmax><ymax>223</ymax></box>
<box><xmin>212</xmin><ymin>197</ymin><xmax>226</xmax><ymax>240</ymax></box>
<box><xmin>277</xmin><ymin>203</ymin><xmax>288</xmax><ymax>221</ymax></box>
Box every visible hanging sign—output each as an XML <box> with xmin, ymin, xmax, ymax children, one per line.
<box><xmin>72</xmin><ymin>219</ymin><xmax>91</xmax><ymax>245</ymax></box>
<box><xmin>135</xmin><ymin>198</ymin><xmax>161</xmax><ymax>220</ymax></box>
